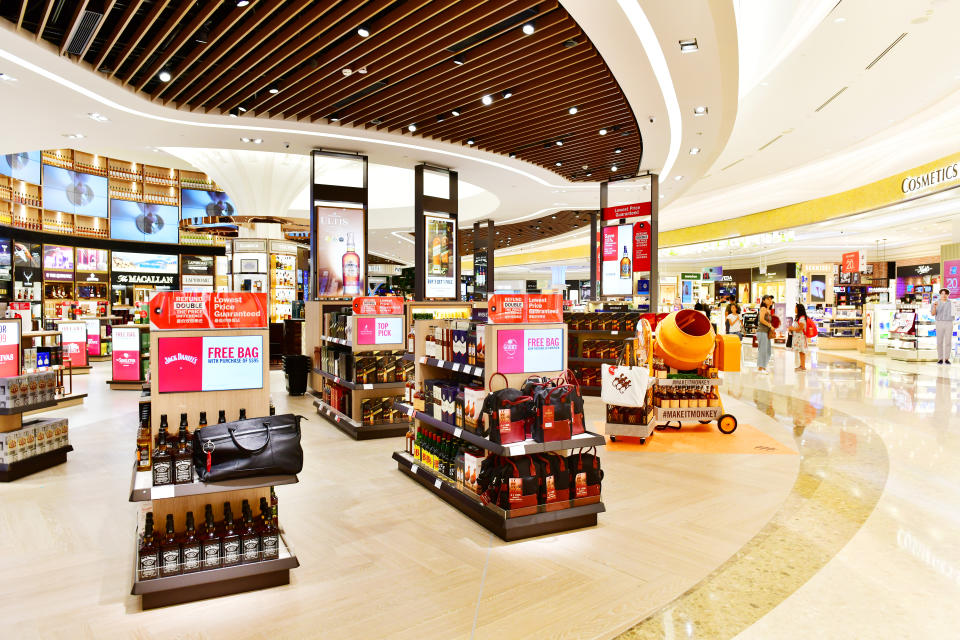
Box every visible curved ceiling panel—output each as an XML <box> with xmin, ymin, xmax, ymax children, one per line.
<box><xmin>3</xmin><ymin>0</ymin><xmax>642</xmax><ymax>183</ymax></box>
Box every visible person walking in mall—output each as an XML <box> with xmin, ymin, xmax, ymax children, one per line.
<box><xmin>726</xmin><ymin>302</ymin><xmax>743</xmax><ymax>340</ymax></box>
<box><xmin>789</xmin><ymin>303</ymin><xmax>810</xmax><ymax>371</ymax></box>
<box><xmin>757</xmin><ymin>295</ymin><xmax>774</xmax><ymax>373</ymax></box>
<box><xmin>932</xmin><ymin>288</ymin><xmax>955</xmax><ymax>364</ymax></box>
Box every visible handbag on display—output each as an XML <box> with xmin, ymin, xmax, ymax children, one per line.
<box><xmin>193</xmin><ymin>413</ymin><xmax>304</xmax><ymax>482</ymax></box>
<box><xmin>532</xmin><ymin>452</ymin><xmax>571</xmax><ymax>511</ymax></box>
<box><xmin>555</xmin><ymin>369</ymin><xmax>586</xmax><ymax>435</ymax></box>
<box><xmin>600</xmin><ymin>359</ymin><xmax>649</xmax><ymax>408</ymax></box>
<box><xmin>479</xmin><ymin>373</ymin><xmax>535</xmax><ymax>445</ymax></box>
<box><xmin>477</xmin><ymin>455</ymin><xmax>539</xmax><ymax>511</ymax></box>
<box><xmin>567</xmin><ymin>448</ymin><xmax>603</xmax><ymax>504</ymax></box>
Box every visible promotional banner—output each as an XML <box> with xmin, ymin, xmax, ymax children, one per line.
<box><xmin>601</xmin><ymin>201</ymin><xmax>651</xmax><ymax>221</ymax></box>
<box><xmin>488</xmin><ymin>293</ymin><xmax>563</xmax><ymax>323</ymax></box>
<box><xmin>944</xmin><ymin>259</ymin><xmax>960</xmax><ymax>299</ymax></box>
<box><xmin>601</xmin><ymin>224</ymin><xmax>633</xmax><ymax>296</ymax></box>
<box><xmin>811</xmin><ymin>275</ymin><xmax>827</xmax><ymax>302</ymax></box>
<box><xmin>425</xmin><ymin>213</ymin><xmax>456</xmax><ymax>298</ymax></box>
<box><xmin>841</xmin><ymin>250</ymin><xmax>866</xmax><ymax>274</ymax></box>
<box><xmin>632</xmin><ymin>221</ymin><xmax>651</xmax><ymax>273</ymax></box>
<box><xmin>701</xmin><ymin>266</ymin><xmax>723</xmax><ymax>281</ymax></box>
<box><xmin>0</xmin><ymin>320</ymin><xmax>20</xmax><ymax>377</ymax></box>
<box><xmin>58</xmin><ymin>321</ymin><xmax>87</xmax><ymax>367</ymax></box>
<box><xmin>149</xmin><ymin>292</ymin><xmax>268</xmax><ymax>330</ymax></box>
<box><xmin>43</xmin><ymin>244</ymin><xmax>74</xmax><ymax>281</ymax></box>
<box><xmin>352</xmin><ymin>296</ymin><xmax>404</xmax><ymax>315</ymax></box>
<box><xmin>356</xmin><ymin>317</ymin><xmax>403</xmax><ymax>345</ymax></box>
<box><xmin>157</xmin><ymin>335</ymin><xmax>264</xmax><ymax>393</ymax></box>
<box><xmin>496</xmin><ymin>328</ymin><xmax>564</xmax><ymax>374</ymax></box>
<box><xmin>112</xmin><ymin>326</ymin><xmax>142</xmax><ymax>381</ymax></box>
<box><xmin>76</xmin><ymin>248</ymin><xmax>108</xmax><ymax>273</ymax></box>
<box><xmin>314</xmin><ymin>206</ymin><xmax>365</xmax><ymax>297</ymax></box>
<box><xmin>112</xmin><ymin>251</ymin><xmax>178</xmax><ymax>273</ymax></box>
<box><xmin>681</xmin><ymin>279</ymin><xmax>694</xmax><ymax>304</ymax></box>
<box><xmin>85</xmin><ymin>319</ymin><xmax>101</xmax><ymax>357</ymax></box>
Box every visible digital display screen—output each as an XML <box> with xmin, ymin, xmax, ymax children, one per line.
<box><xmin>601</xmin><ymin>224</ymin><xmax>633</xmax><ymax>296</ymax></box>
<box><xmin>41</xmin><ymin>164</ymin><xmax>108</xmax><ymax>217</ymax></box>
<box><xmin>76</xmin><ymin>248</ymin><xmax>108</xmax><ymax>272</ymax></box>
<box><xmin>110</xmin><ymin>199</ymin><xmax>179</xmax><ymax>243</ymax></box>
<box><xmin>111</xmin><ymin>251</ymin><xmax>178</xmax><ymax>274</ymax></box>
<box><xmin>0</xmin><ymin>151</ymin><xmax>41</xmax><ymax>184</ymax></box>
<box><xmin>181</xmin><ymin>189</ymin><xmax>236</xmax><ymax>219</ymax></box>
<box><xmin>43</xmin><ymin>245</ymin><xmax>74</xmax><ymax>271</ymax></box>
<box><xmin>496</xmin><ymin>328</ymin><xmax>564</xmax><ymax>374</ymax></box>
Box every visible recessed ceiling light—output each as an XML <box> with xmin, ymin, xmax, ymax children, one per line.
<box><xmin>63</xmin><ymin>133</ymin><xmax>85</xmax><ymax>139</ymax></box>
<box><xmin>237</xmin><ymin>106</ymin><xmax>247</xmax><ymax>112</ymax></box>
<box><xmin>611</xmin><ymin>165</ymin><xmax>618</xmax><ymax>172</ymax></box>
<box><xmin>689</xmin><ymin>147</ymin><xmax>701</xmax><ymax>155</ymax></box>
<box><xmin>481</xmin><ymin>94</ymin><xmax>493</xmax><ymax>105</ymax></box>
<box><xmin>679</xmin><ymin>38</ymin><xmax>699</xmax><ymax>52</ymax></box>
<box><xmin>502</xmin><ymin>89</ymin><xmax>513</xmax><ymax>99</ymax></box>
<box><xmin>235</xmin><ymin>0</ymin><xmax>250</xmax><ymax>6</ymax></box>
<box><xmin>328</xmin><ymin>114</ymin><xmax>340</xmax><ymax>122</ymax></box>
<box><xmin>694</xmin><ymin>106</ymin><xmax>708</xmax><ymax>115</ymax></box>
<box><xmin>241</xmin><ymin>137</ymin><xmax>250</xmax><ymax>142</ymax></box>
<box><xmin>833</xmin><ymin>16</ymin><xmax>846</xmax><ymax>23</ymax></box>
<box><xmin>599</xmin><ymin>128</ymin><xmax>607</xmax><ymax>135</ymax></box>
<box><xmin>674</xmin><ymin>175</ymin><xmax>683</xmax><ymax>181</ymax></box>
<box><xmin>568</xmin><ymin>106</ymin><xmax>578</xmax><ymax>115</ymax></box>
<box><xmin>467</xmin><ymin>138</ymin><xmax>475</xmax><ymax>145</ymax></box>
<box><xmin>508</xmin><ymin>152</ymin><xmax>516</xmax><ymax>158</ymax></box>
<box><xmin>451</xmin><ymin>109</ymin><xmax>461</xmax><ymax>116</ymax></box>
<box><xmin>522</xmin><ymin>22</ymin><xmax>535</xmax><ymax>35</ymax></box>
<box><xmin>268</xmin><ymin>84</ymin><xmax>279</xmax><ymax>94</ymax></box>
<box><xmin>555</xmin><ymin>161</ymin><xmax>562</xmax><ymax>167</ymax></box>
<box><xmin>614</xmin><ymin>148</ymin><xmax>622</xmax><ymax>154</ymax></box>
<box><xmin>357</xmin><ymin>26</ymin><xmax>370</xmax><ymax>37</ymax></box>
<box><xmin>252</xmin><ymin>138</ymin><xmax>262</xmax><ymax>144</ymax></box>
<box><xmin>436</xmin><ymin>114</ymin><xmax>445</xmax><ymax>123</ymax></box>
<box><xmin>555</xmin><ymin>140</ymin><xmax>563</xmax><ymax>146</ymax></box>
<box><xmin>229</xmin><ymin>107</ymin><xmax>240</xmax><ymax>117</ymax></box>
<box><xmin>585</xmin><ymin>171</ymin><xmax>592</xmax><ymax>177</ymax></box>
<box><xmin>408</xmin><ymin>123</ymin><xmax>417</xmax><ymax>132</ymax></box>
<box><xmin>88</xmin><ymin>112</ymin><xmax>109</xmax><ymax>122</ymax></box>
<box><xmin>453</xmin><ymin>54</ymin><xmax>465</xmax><ymax>66</ymax></box>
<box><xmin>158</xmin><ymin>69</ymin><xmax>172</xmax><ymax>82</ymax></box>
<box><xmin>0</xmin><ymin>72</ymin><xmax>18</xmax><ymax>82</ymax></box>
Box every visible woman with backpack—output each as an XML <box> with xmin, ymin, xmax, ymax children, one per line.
<box><xmin>789</xmin><ymin>303</ymin><xmax>811</xmax><ymax>371</ymax></box>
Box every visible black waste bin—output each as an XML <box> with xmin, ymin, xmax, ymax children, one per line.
<box><xmin>283</xmin><ymin>354</ymin><xmax>311</xmax><ymax>396</ymax></box>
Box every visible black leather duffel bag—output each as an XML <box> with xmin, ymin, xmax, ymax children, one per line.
<box><xmin>193</xmin><ymin>413</ymin><xmax>304</xmax><ymax>482</ymax></box>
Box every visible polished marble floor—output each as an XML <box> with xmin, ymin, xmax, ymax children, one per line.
<box><xmin>0</xmin><ymin>347</ymin><xmax>955</xmax><ymax>639</ymax></box>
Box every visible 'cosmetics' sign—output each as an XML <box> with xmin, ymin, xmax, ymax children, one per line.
<box><xmin>901</xmin><ymin>162</ymin><xmax>959</xmax><ymax>194</ymax></box>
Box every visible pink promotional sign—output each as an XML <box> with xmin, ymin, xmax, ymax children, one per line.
<box><xmin>601</xmin><ymin>226</ymin><xmax>619</xmax><ymax>261</ymax></box>
<box><xmin>0</xmin><ymin>320</ymin><xmax>20</xmax><ymax>377</ymax></box>
<box><xmin>112</xmin><ymin>326</ymin><xmax>141</xmax><ymax>381</ymax></box>
<box><xmin>496</xmin><ymin>328</ymin><xmax>564</xmax><ymax>374</ymax></box>
<box><xmin>944</xmin><ymin>259</ymin><xmax>960</xmax><ymax>299</ymax></box>
<box><xmin>356</xmin><ymin>317</ymin><xmax>403</xmax><ymax>345</ymax></box>
<box><xmin>157</xmin><ymin>337</ymin><xmax>203</xmax><ymax>392</ymax></box>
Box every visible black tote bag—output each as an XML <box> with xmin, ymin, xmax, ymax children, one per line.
<box><xmin>193</xmin><ymin>413</ymin><xmax>304</xmax><ymax>482</ymax></box>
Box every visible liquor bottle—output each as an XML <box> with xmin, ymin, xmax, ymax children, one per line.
<box><xmin>173</xmin><ymin>422</ymin><xmax>193</xmax><ymax>485</ymax></box>
<box><xmin>136</xmin><ymin>417</ymin><xmax>152</xmax><ymax>471</ymax></box>
<box><xmin>238</xmin><ymin>408</ymin><xmax>247</xmax><ymax>421</ymax></box>
<box><xmin>220</xmin><ymin>503</ymin><xmax>241</xmax><ymax>566</ymax></box>
<box><xmin>218</xmin><ymin>410</ymin><xmax>227</xmax><ymax>424</ymax></box>
<box><xmin>431</xmin><ymin>223</ymin><xmax>442</xmax><ymax>274</ymax></box>
<box><xmin>440</xmin><ymin>229</ymin><xmax>450</xmax><ymax>274</ymax></box>
<box><xmin>342</xmin><ymin>232</ymin><xmax>361</xmax><ymax>296</ymax></box>
<box><xmin>152</xmin><ymin>429</ymin><xmax>173</xmax><ymax>486</ymax></box>
<box><xmin>198</xmin><ymin>411</ymin><xmax>207</xmax><ymax>430</ymax></box>
<box><xmin>259</xmin><ymin>498</ymin><xmax>280</xmax><ymax>560</ymax></box>
<box><xmin>159</xmin><ymin>514</ymin><xmax>181</xmax><ymax>577</ymax></box>
<box><xmin>200</xmin><ymin>505</ymin><xmax>221</xmax><ymax>569</ymax></box>
<box><xmin>270</xmin><ymin>486</ymin><xmax>279</xmax><ymax>527</ymax></box>
<box><xmin>179</xmin><ymin>412</ymin><xmax>190</xmax><ymax>436</ymax></box>
<box><xmin>138</xmin><ymin>517</ymin><xmax>159</xmax><ymax>580</ymax></box>
<box><xmin>239</xmin><ymin>507</ymin><xmax>261</xmax><ymax>563</ymax></box>
<box><xmin>180</xmin><ymin>512</ymin><xmax>202</xmax><ymax>573</ymax></box>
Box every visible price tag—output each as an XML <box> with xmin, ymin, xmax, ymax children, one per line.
<box><xmin>508</xmin><ymin>444</ymin><xmax>524</xmax><ymax>456</ymax></box>
<box><xmin>363</xmin><ymin>384</ymin><xmax>373</xmax><ymax>390</ymax></box>
<box><xmin>152</xmin><ymin>485</ymin><xmax>175</xmax><ymax>499</ymax></box>
<box><xmin>434</xmin><ymin>478</ymin><xmax>442</xmax><ymax>489</ymax></box>
<box><xmin>454</xmin><ymin>428</ymin><xmax>463</xmax><ymax>438</ymax></box>
<box><xmin>437</xmin><ymin>359</ymin><xmax>445</xmax><ymax>368</ymax></box>
<box><xmin>407</xmin><ymin>407</ymin><xmax>415</xmax><ymax>417</ymax></box>
<box><xmin>452</xmin><ymin>363</ymin><xmax>461</xmax><ymax>372</ymax></box>
<box><xmin>611</xmin><ymin>330</ymin><xmax>618</xmax><ymax>335</ymax></box>
<box><xmin>411</xmin><ymin>464</ymin><xmax>419</xmax><ymax>475</ymax></box>
<box><xmin>334</xmin><ymin>377</ymin><xmax>340</xmax><ymax>384</ymax></box>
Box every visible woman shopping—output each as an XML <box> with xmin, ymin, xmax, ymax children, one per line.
<box><xmin>757</xmin><ymin>295</ymin><xmax>774</xmax><ymax>373</ymax></box>
<box><xmin>789</xmin><ymin>303</ymin><xmax>810</xmax><ymax>371</ymax></box>
<box><xmin>726</xmin><ymin>303</ymin><xmax>743</xmax><ymax>340</ymax></box>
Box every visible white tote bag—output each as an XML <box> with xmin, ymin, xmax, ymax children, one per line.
<box><xmin>601</xmin><ymin>364</ymin><xmax>649</xmax><ymax>407</ymax></box>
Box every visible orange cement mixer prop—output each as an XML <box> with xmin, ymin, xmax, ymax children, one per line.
<box><xmin>653</xmin><ymin>309</ymin><xmax>741</xmax><ymax>372</ymax></box>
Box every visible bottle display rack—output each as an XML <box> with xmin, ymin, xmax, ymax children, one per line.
<box><xmin>564</xmin><ymin>312</ymin><xmax>645</xmax><ymax>395</ymax></box>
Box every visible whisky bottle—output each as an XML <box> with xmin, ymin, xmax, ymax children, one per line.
<box><xmin>173</xmin><ymin>422</ymin><xmax>193</xmax><ymax>484</ymax></box>
<box><xmin>342</xmin><ymin>232</ymin><xmax>361</xmax><ymax>296</ymax></box>
<box><xmin>220</xmin><ymin>503</ymin><xmax>241</xmax><ymax>566</ymax></box>
<box><xmin>138</xmin><ymin>518</ymin><xmax>159</xmax><ymax>580</ymax></box>
<box><xmin>620</xmin><ymin>247</ymin><xmax>631</xmax><ymax>279</ymax></box>
<box><xmin>270</xmin><ymin>486</ymin><xmax>279</xmax><ymax>527</ymax></box>
<box><xmin>152</xmin><ymin>429</ymin><xmax>173</xmax><ymax>486</ymax></box>
<box><xmin>240</xmin><ymin>508</ymin><xmax>260</xmax><ymax>563</ymax></box>
<box><xmin>159</xmin><ymin>414</ymin><xmax>170</xmax><ymax>442</ymax></box>
<box><xmin>136</xmin><ymin>417</ymin><xmax>151</xmax><ymax>472</ymax></box>
<box><xmin>159</xmin><ymin>514</ymin><xmax>181</xmax><ymax>577</ymax></box>
<box><xmin>181</xmin><ymin>512</ymin><xmax>201</xmax><ymax>573</ymax></box>
<box><xmin>200</xmin><ymin>505</ymin><xmax>221</xmax><ymax>569</ymax></box>
<box><xmin>198</xmin><ymin>411</ymin><xmax>208</xmax><ymax>430</ymax></box>
<box><xmin>238</xmin><ymin>408</ymin><xmax>247</xmax><ymax>421</ymax></box>
<box><xmin>259</xmin><ymin>498</ymin><xmax>280</xmax><ymax>560</ymax></box>
<box><xmin>179</xmin><ymin>412</ymin><xmax>189</xmax><ymax>436</ymax></box>
<box><xmin>218</xmin><ymin>410</ymin><xmax>227</xmax><ymax>424</ymax></box>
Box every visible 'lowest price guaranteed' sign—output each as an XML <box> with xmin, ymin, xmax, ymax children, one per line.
<box><xmin>149</xmin><ymin>292</ymin><xmax>268</xmax><ymax>330</ymax></box>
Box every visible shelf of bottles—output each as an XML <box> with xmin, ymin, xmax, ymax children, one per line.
<box><xmin>270</xmin><ymin>253</ymin><xmax>296</xmax><ymax>323</ymax></box>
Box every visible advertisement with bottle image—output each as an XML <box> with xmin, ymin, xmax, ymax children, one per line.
<box><xmin>601</xmin><ymin>223</ymin><xmax>633</xmax><ymax>296</ymax></box>
<box><xmin>425</xmin><ymin>213</ymin><xmax>456</xmax><ymax>298</ymax></box>
<box><xmin>314</xmin><ymin>205</ymin><xmax>364</xmax><ymax>297</ymax></box>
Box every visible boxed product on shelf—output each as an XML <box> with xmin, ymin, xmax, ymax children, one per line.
<box><xmin>0</xmin><ymin>417</ymin><xmax>68</xmax><ymax>463</ymax></box>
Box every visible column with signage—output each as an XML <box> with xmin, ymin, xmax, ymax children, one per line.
<box><xmin>471</xmin><ymin>220</ymin><xmax>494</xmax><ymax>301</ymax></box>
<box><xmin>414</xmin><ymin>164</ymin><xmax>459</xmax><ymax>301</ymax></box>
<box><xmin>130</xmin><ymin>291</ymin><xmax>299</xmax><ymax>608</ymax></box>
<box><xmin>309</xmin><ymin>297</ymin><xmax>412</xmax><ymax>440</ymax></box>
<box><xmin>393</xmin><ymin>293</ymin><xmax>607</xmax><ymax>540</ymax></box>
<box><xmin>596</xmin><ymin>175</ymin><xmax>657</xmax><ymax>310</ymax></box>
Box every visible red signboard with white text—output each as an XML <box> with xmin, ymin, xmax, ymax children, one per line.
<box><xmin>633</xmin><ymin>221</ymin><xmax>651</xmax><ymax>272</ymax></box>
<box><xmin>59</xmin><ymin>321</ymin><xmax>88</xmax><ymax>367</ymax></box>
<box><xmin>601</xmin><ymin>201</ymin><xmax>652</xmax><ymax>221</ymax></box>
<box><xmin>112</xmin><ymin>326</ymin><xmax>142</xmax><ymax>381</ymax></box>
<box><xmin>841</xmin><ymin>250</ymin><xmax>865</xmax><ymax>274</ymax></box>
<box><xmin>149</xmin><ymin>292</ymin><xmax>268</xmax><ymax>330</ymax></box>
<box><xmin>352</xmin><ymin>296</ymin><xmax>404</xmax><ymax>315</ymax></box>
<box><xmin>488</xmin><ymin>294</ymin><xmax>563</xmax><ymax>324</ymax></box>
<box><xmin>157</xmin><ymin>335</ymin><xmax>264</xmax><ymax>393</ymax></box>
<box><xmin>944</xmin><ymin>259</ymin><xmax>960</xmax><ymax>299</ymax></box>
<box><xmin>0</xmin><ymin>320</ymin><xmax>20</xmax><ymax>377</ymax></box>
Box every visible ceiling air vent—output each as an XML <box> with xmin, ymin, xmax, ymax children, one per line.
<box><xmin>866</xmin><ymin>33</ymin><xmax>907</xmax><ymax>70</ymax></box>
<box><xmin>65</xmin><ymin>10</ymin><xmax>104</xmax><ymax>56</ymax></box>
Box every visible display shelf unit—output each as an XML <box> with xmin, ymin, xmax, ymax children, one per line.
<box><xmin>0</xmin><ymin>445</ymin><xmax>74</xmax><ymax>482</ymax></box>
<box><xmin>392</xmin><ymin>451</ymin><xmax>604</xmax><ymax>541</ymax></box>
<box><xmin>130</xmin><ymin>316</ymin><xmax>298</xmax><ymax>609</ymax></box>
<box><xmin>566</xmin><ymin>326</ymin><xmax>629</xmax><ymax>396</ymax></box>
<box><xmin>305</xmin><ymin>301</ymin><xmax>410</xmax><ymax>440</ymax></box>
<box><xmin>404</xmin><ymin>300</ymin><xmax>475</xmax><ymax>329</ymax></box>
<box><xmin>413</xmin><ymin>355</ymin><xmax>484</xmax><ymax>379</ymax></box>
<box><xmin>129</xmin><ymin>464</ymin><xmax>298</xmax><ymax>502</ymax></box>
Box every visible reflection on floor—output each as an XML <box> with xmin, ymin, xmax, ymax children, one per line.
<box><xmin>605</xmin><ymin>421</ymin><xmax>798</xmax><ymax>455</ymax></box>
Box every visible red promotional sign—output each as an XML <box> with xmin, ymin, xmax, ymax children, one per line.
<box><xmin>601</xmin><ymin>201</ymin><xmax>652</xmax><ymax>221</ymax></box>
<box><xmin>945</xmin><ymin>259</ymin><xmax>960</xmax><ymax>299</ymax></box>
<box><xmin>149</xmin><ymin>292</ymin><xmax>268</xmax><ymax>330</ymax></box>
<box><xmin>352</xmin><ymin>296</ymin><xmax>404</xmax><ymax>315</ymax></box>
<box><xmin>59</xmin><ymin>321</ymin><xmax>87</xmax><ymax>368</ymax></box>
<box><xmin>841</xmin><ymin>251</ymin><xmax>865</xmax><ymax>274</ymax></box>
<box><xmin>112</xmin><ymin>326</ymin><xmax>141</xmax><ymax>381</ymax></box>
<box><xmin>633</xmin><ymin>221</ymin><xmax>651</xmax><ymax>272</ymax></box>
<box><xmin>488</xmin><ymin>294</ymin><xmax>563</xmax><ymax>323</ymax></box>
<box><xmin>0</xmin><ymin>320</ymin><xmax>19</xmax><ymax>377</ymax></box>
<box><xmin>601</xmin><ymin>226</ymin><xmax>619</xmax><ymax>261</ymax></box>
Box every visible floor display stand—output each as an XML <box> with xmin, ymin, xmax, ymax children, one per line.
<box><xmin>85</xmin><ymin>315</ymin><xmax>121</xmax><ymax>362</ymax></box>
<box><xmin>564</xmin><ymin>311</ymin><xmax>646</xmax><ymax>396</ymax></box>
<box><xmin>395</xmin><ymin>320</ymin><xmax>606</xmax><ymax>541</ymax></box>
<box><xmin>130</xmin><ymin>322</ymin><xmax>299</xmax><ymax>609</ymax></box>
<box><xmin>108</xmin><ymin>324</ymin><xmax>150</xmax><ymax>390</ymax></box>
<box><xmin>305</xmin><ymin>301</ymin><xmax>412</xmax><ymax>440</ymax></box>
<box><xmin>20</xmin><ymin>328</ymin><xmax>87</xmax><ymax>409</ymax></box>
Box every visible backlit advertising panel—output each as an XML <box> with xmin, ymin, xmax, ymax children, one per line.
<box><xmin>601</xmin><ymin>224</ymin><xmax>633</xmax><ymax>296</ymax></box>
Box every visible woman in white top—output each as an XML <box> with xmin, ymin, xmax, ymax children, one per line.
<box><xmin>789</xmin><ymin>303</ymin><xmax>810</xmax><ymax>371</ymax></box>
<box><xmin>726</xmin><ymin>303</ymin><xmax>743</xmax><ymax>340</ymax></box>
<box><xmin>932</xmin><ymin>288</ymin><xmax>954</xmax><ymax>364</ymax></box>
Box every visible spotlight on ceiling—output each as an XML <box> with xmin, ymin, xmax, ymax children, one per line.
<box><xmin>555</xmin><ymin>140</ymin><xmax>563</xmax><ymax>146</ymax></box>
<box><xmin>268</xmin><ymin>84</ymin><xmax>279</xmax><ymax>94</ymax></box>
<box><xmin>585</xmin><ymin>171</ymin><xmax>592</xmax><ymax>177</ymax></box>
<box><xmin>436</xmin><ymin>114</ymin><xmax>445</xmax><ymax>123</ymax></box>
<box><xmin>599</xmin><ymin>128</ymin><xmax>607</xmax><ymax>135</ymax></box>
<box><xmin>694</xmin><ymin>105</ymin><xmax>708</xmax><ymax>116</ymax></box>
<box><xmin>235</xmin><ymin>0</ymin><xmax>249</xmax><ymax>7</ymax></box>
<box><xmin>467</xmin><ymin>138</ymin><xmax>475</xmax><ymax>145</ymax></box>
<box><xmin>502</xmin><ymin>89</ymin><xmax>513</xmax><ymax>99</ymax></box>
<box><xmin>408</xmin><ymin>123</ymin><xmax>417</xmax><ymax>132</ymax></box>
<box><xmin>88</xmin><ymin>112</ymin><xmax>109</xmax><ymax>122</ymax></box>
<box><xmin>689</xmin><ymin>147</ymin><xmax>701</xmax><ymax>155</ymax></box>
<box><xmin>237</xmin><ymin>106</ymin><xmax>247</xmax><ymax>113</ymax></box>
<box><xmin>611</xmin><ymin>165</ymin><xmax>618</xmax><ymax>172</ymax></box>
<box><xmin>328</xmin><ymin>114</ymin><xmax>340</xmax><ymax>122</ymax></box>
<box><xmin>63</xmin><ymin>133</ymin><xmax>85</xmax><ymax>139</ymax></box>
<box><xmin>568</xmin><ymin>106</ymin><xmax>578</xmax><ymax>115</ymax></box>
<box><xmin>453</xmin><ymin>54</ymin><xmax>465</xmax><ymax>66</ymax></box>
<box><xmin>252</xmin><ymin>138</ymin><xmax>262</xmax><ymax>144</ymax></box>
<box><xmin>357</xmin><ymin>25</ymin><xmax>370</xmax><ymax>37</ymax></box>
<box><xmin>509</xmin><ymin>152</ymin><xmax>517</xmax><ymax>158</ymax></box>
<box><xmin>158</xmin><ymin>69</ymin><xmax>171</xmax><ymax>82</ymax></box>
<box><xmin>451</xmin><ymin>109</ymin><xmax>461</xmax><ymax>116</ymax></box>
<box><xmin>241</xmin><ymin>137</ymin><xmax>251</xmax><ymax>142</ymax></box>
<box><xmin>481</xmin><ymin>94</ymin><xmax>493</xmax><ymax>105</ymax></box>
<box><xmin>614</xmin><ymin>148</ymin><xmax>622</xmax><ymax>154</ymax></box>
<box><xmin>555</xmin><ymin>161</ymin><xmax>562</xmax><ymax>167</ymax></box>
<box><xmin>674</xmin><ymin>175</ymin><xmax>683</xmax><ymax>181</ymax></box>
<box><xmin>229</xmin><ymin>107</ymin><xmax>240</xmax><ymax>117</ymax></box>
<box><xmin>679</xmin><ymin>38</ymin><xmax>699</xmax><ymax>53</ymax></box>
<box><xmin>522</xmin><ymin>22</ymin><xmax>535</xmax><ymax>35</ymax></box>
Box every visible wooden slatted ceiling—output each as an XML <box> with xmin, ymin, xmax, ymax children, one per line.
<box><xmin>2</xmin><ymin>0</ymin><xmax>641</xmax><ymax>183</ymax></box>
<box><xmin>457</xmin><ymin>210</ymin><xmax>596</xmax><ymax>256</ymax></box>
